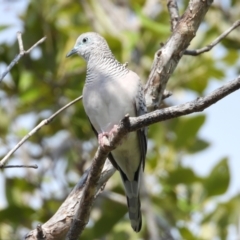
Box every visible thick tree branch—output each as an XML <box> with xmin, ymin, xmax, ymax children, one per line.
<box><xmin>66</xmin><ymin>149</ymin><xmax>111</xmax><ymax>239</ymax></box>
<box><xmin>25</xmin><ymin>160</ymin><xmax>116</xmax><ymax>240</ymax></box>
<box><xmin>145</xmin><ymin>0</ymin><xmax>213</xmax><ymax>111</ymax></box>
<box><xmin>0</xmin><ymin>96</ymin><xmax>83</xmax><ymax>167</ymax></box>
<box><xmin>132</xmin><ymin>76</ymin><xmax>240</xmax><ymax>130</ymax></box>
<box><xmin>185</xmin><ymin>20</ymin><xmax>240</xmax><ymax>56</ymax></box>
<box><xmin>25</xmin><ymin>75</ymin><xmax>240</xmax><ymax>240</ymax></box>
<box><xmin>0</xmin><ymin>32</ymin><xmax>46</xmax><ymax>83</ymax></box>
<box><xmin>167</xmin><ymin>0</ymin><xmax>179</xmax><ymax>31</ymax></box>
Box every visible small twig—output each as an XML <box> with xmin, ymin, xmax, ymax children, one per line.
<box><xmin>0</xmin><ymin>164</ymin><xmax>38</xmax><ymax>169</ymax></box>
<box><xmin>162</xmin><ymin>90</ymin><xmax>172</xmax><ymax>100</ymax></box>
<box><xmin>0</xmin><ymin>32</ymin><xmax>46</xmax><ymax>83</ymax></box>
<box><xmin>17</xmin><ymin>32</ymin><xmax>24</xmax><ymax>53</ymax></box>
<box><xmin>167</xmin><ymin>0</ymin><xmax>179</xmax><ymax>31</ymax></box>
<box><xmin>25</xmin><ymin>37</ymin><xmax>47</xmax><ymax>54</ymax></box>
<box><xmin>0</xmin><ymin>95</ymin><xmax>83</xmax><ymax>167</ymax></box>
<box><xmin>185</xmin><ymin>20</ymin><xmax>240</xmax><ymax>56</ymax></box>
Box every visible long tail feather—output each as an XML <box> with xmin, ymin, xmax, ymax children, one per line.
<box><xmin>120</xmin><ymin>171</ymin><xmax>142</xmax><ymax>232</ymax></box>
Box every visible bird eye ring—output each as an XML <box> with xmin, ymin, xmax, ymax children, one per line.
<box><xmin>82</xmin><ymin>37</ymin><xmax>88</xmax><ymax>43</ymax></box>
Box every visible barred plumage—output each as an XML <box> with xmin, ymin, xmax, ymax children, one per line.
<box><xmin>66</xmin><ymin>32</ymin><xmax>147</xmax><ymax>232</ymax></box>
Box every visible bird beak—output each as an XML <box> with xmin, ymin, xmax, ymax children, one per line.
<box><xmin>66</xmin><ymin>48</ymin><xmax>78</xmax><ymax>58</ymax></box>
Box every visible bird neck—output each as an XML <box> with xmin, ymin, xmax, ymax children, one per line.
<box><xmin>85</xmin><ymin>55</ymin><xmax>129</xmax><ymax>85</ymax></box>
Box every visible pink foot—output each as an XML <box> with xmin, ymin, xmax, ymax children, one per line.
<box><xmin>98</xmin><ymin>125</ymin><xmax>119</xmax><ymax>147</ymax></box>
<box><xmin>109</xmin><ymin>125</ymin><xmax>118</xmax><ymax>137</ymax></box>
<box><xmin>98</xmin><ymin>132</ymin><xmax>109</xmax><ymax>147</ymax></box>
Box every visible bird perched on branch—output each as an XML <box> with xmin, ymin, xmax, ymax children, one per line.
<box><xmin>66</xmin><ymin>32</ymin><xmax>147</xmax><ymax>232</ymax></box>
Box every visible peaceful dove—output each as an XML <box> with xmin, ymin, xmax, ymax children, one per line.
<box><xmin>66</xmin><ymin>32</ymin><xmax>147</xmax><ymax>232</ymax></box>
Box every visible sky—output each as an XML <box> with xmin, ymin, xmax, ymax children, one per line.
<box><xmin>0</xmin><ymin>0</ymin><xmax>240</xmax><ymax>238</ymax></box>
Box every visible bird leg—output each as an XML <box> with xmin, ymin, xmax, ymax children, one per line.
<box><xmin>98</xmin><ymin>132</ymin><xmax>110</xmax><ymax>147</ymax></box>
<box><xmin>98</xmin><ymin>125</ymin><xmax>119</xmax><ymax>148</ymax></box>
<box><xmin>108</xmin><ymin>125</ymin><xmax>119</xmax><ymax>138</ymax></box>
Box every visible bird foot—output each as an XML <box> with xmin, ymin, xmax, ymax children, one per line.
<box><xmin>109</xmin><ymin>125</ymin><xmax>118</xmax><ymax>138</ymax></box>
<box><xmin>98</xmin><ymin>132</ymin><xmax>110</xmax><ymax>147</ymax></box>
<box><xmin>98</xmin><ymin>125</ymin><xmax>119</xmax><ymax>148</ymax></box>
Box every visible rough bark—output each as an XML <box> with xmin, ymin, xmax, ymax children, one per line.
<box><xmin>144</xmin><ymin>0</ymin><xmax>213</xmax><ymax>110</ymax></box>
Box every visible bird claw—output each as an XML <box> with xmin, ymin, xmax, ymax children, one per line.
<box><xmin>98</xmin><ymin>132</ymin><xmax>110</xmax><ymax>147</ymax></box>
<box><xmin>109</xmin><ymin>125</ymin><xmax>118</xmax><ymax>137</ymax></box>
<box><xmin>98</xmin><ymin>125</ymin><xmax>119</xmax><ymax>147</ymax></box>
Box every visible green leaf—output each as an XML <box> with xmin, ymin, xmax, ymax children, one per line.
<box><xmin>166</xmin><ymin>167</ymin><xmax>200</xmax><ymax>185</ymax></box>
<box><xmin>221</xmin><ymin>50</ymin><xmax>239</xmax><ymax>65</ymax></box>
<box><xmin>18</xmin><ymin>71</ymin><xmax>34</xmax><ymax>91</ymax></box>
<box><xmin>188</xmin><ymin>138</ymin><xmax>210</xmax><ymax>153</ymax></box>
<box><xmin>173</xmin><ymin>115</ymin><xmax>206</xmax><ymax>151</ymax></box>
<box><xmin>204</xmin><ymin>158</ymin><xmax>230</xmax><ymax>197</ymax></box>
<box><xmin>0</xmin><ymin>205</ymin><xmax>35</xmax><ymax>226</ymax></box>
<box><xmin>179</xmin><ymin>227</ymin><xmax>196</xmax><ymax>240</ymax></box>
<box><xmin>0</xmin><ymin>25</ymin><xmax>10</xmax><ymax>31</ymax></box>
<box><xmin>135</xmin><ymin>7</ymin><xmax>169</xmax><ymax>35</ymax></box>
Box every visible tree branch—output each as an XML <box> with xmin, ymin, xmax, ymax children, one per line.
<box><xmin>167</xmin><ymin>0</ymin><xmax>179</xmax><ymax>31</ymax></box>
<box><xmin>185</xmin><ymin>20</ymin><xmax>240</xmax><ymax>56</ymax></box>
<box><xmin>131</xmin><ymin>76</ymin><xmax>240</xmax><ymax>130</ymax></box>
<box><xmin>66</xmin><ymin>149</ymin><xmax>110</xmax><ymax>240</ymax></box>
<box><xmin>0</xmin><ymin>164</ymin><xmax>38</xmax><ymax>169</ymax></box>
<box><xmin>0</xmin><ymin>96</ymin><xmax>83</xmax><ymax>167</ymax></box>
<box><xmin>0</xmin><ymin>32</ymin><xmax>46</xmax><ymax>83</ymax></box>
<box><xmin>25</xmin><ymin>75</ymin><xmax>240</xmax><ymax>240</ymax></box>
<box><xmin>25</xmin><ymin>160</ymin><xmax>116</xmax><ymax>240</ymax></box>
<box><xmin>145</xmin><ymin>0</ymin><xmax>213</xmax><ymax>111</ymax></box>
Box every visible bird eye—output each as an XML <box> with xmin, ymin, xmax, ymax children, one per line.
<box><xmin>82</xmin><ymin>37</ymin><xmax>88</xmax><ymax>43</ymax></box>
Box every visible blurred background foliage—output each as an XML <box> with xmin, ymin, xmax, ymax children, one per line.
<box><xmin>0</xmin><ymin>0</ymin><xmax>240</xmax><ymax>239</ymax></box>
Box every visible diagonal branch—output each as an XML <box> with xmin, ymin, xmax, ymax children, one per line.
<box><xmin>131</xmin><ymin>76</ymin><xmax>240</xmax><ymax>130</ymax></box>
<box><xmin>25</xmin><ymin>160</ymin><xmax>116</xmax><ymax>240</ymax></box>
<box><xmin>25</xmin><ymin>75</ymin><xmax>240</xmax><ymax>240</ymax></box>
<box><xmin>0</xmin><ymin>32</ymin><xmax>46</xmax><ymax>83</ymax></box>
<box><xmin>185</xmin><ymin>20</ymin><xmax>240</xmax><ymax>56</ymax></box>
<box><xmin>0</xmin><ymin>95</ymin><xmax>83</xmax><ymax>167</ymax></box>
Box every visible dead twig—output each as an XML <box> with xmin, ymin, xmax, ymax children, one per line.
<box><xmin>0</xmin><ymin>164</ymin><xmax>38</xmax><ymax>169</ymax></box>
<box><xmin>185</xmin><ymin>20</ymin><xmax>240</xmax><ymax>56</ymax></box>
<box><xmin>0</xmin><ymin>32</ymin><xmax>46</xmax><ymax>83</ymax></box>
<box><xmin>0</xmin><ymin>95</ymin><xmax>83</xmax><ymax>167</ymax></box>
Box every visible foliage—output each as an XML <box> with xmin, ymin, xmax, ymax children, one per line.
<box><xmin>0</xmin><ymin>0</ymin><xmax>240</xmax><ymax>239</ymax></box>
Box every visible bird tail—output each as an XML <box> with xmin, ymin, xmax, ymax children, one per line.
<box><xmin>119</xmin><ymin>170</ymin><xmax>142</xmax><ymax>232</ymax></box>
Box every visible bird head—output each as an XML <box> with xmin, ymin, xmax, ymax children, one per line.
<box><xmin>66</xmin><ymin>32</ymin><xmax>110</xmax><ymax>61</ymax></box>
